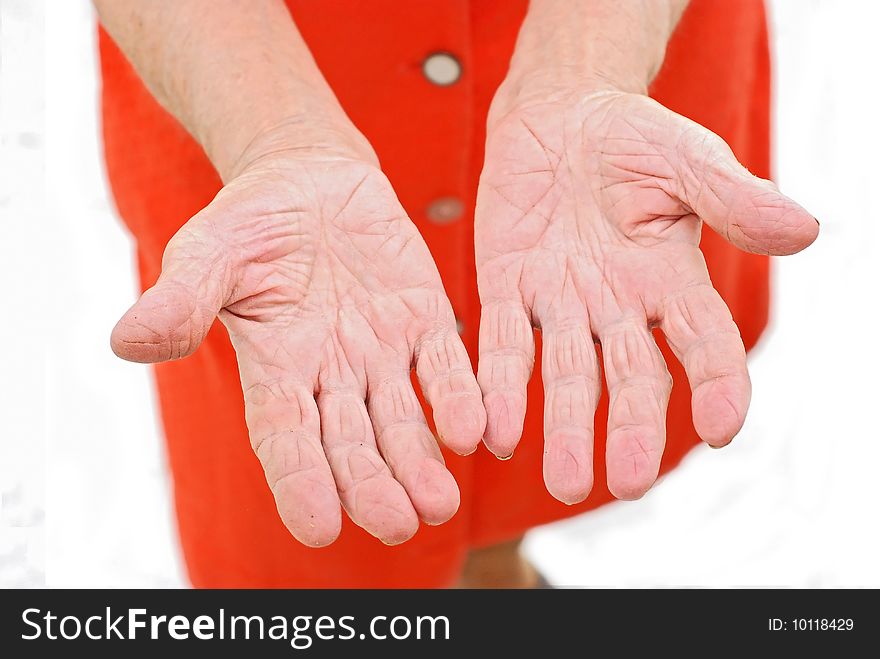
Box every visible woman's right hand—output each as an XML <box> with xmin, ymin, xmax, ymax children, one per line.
<box><xmin>110</xmin><ymin>128</ymin><xmax>486</xmax><ymax>547</ymax></box>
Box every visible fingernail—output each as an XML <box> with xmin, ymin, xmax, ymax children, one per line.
<box><xmin>708</xmin><ymin>439</ymin><xmax>733</xmax><ymax>450</ymax></box>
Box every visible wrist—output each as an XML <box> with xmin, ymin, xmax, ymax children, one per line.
<box><xmin>492</xmin><ymin>0</ymin><xmax>686</xmax><ymax>120</ymax></box>
<box><xmin>488</xmin><ymin>69</ymin><xmax>625</xmax><ymax>127</ymax></box>
<box><xmin>220</xmin><ymin>111</ymin><xmax>378</xmax><ymax>183</ymax></box>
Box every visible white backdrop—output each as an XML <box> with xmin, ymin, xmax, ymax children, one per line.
<box><xmin>1</xmin><ymin>0</ymin><xmax>878</xmax><ymax>587</ymax></box>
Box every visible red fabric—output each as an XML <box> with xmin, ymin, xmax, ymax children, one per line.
<box><xmin>98</xmin><ymin>0</ymin><xmax>772</xmax><ymax>587</ymax></box>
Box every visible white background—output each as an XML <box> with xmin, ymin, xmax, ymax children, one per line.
<box><xmin>1</xmin><ymin>0</ymin><xmax>878</xmax><ymax>587</ymax></box>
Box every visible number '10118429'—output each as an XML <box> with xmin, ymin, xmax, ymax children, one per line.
<box><xmin>768</xmin><ymin>618</ymin><xmax>854</xmax><ymax>631</ymax></box>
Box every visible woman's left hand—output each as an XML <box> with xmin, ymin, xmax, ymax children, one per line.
<box><xmin>474</xmin><ymin>87</ymin><xmax>819</xmax><ymax>503</ymax></box>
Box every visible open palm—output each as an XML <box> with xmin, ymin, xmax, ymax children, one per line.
<box><xmin>475</xmin><ymin>91</ymin><xmax>818</xmax><ymax>503</ymax></box>
<box><xmin>112</xmin><ymin>156</ymin><xmax>486</xmax><ymax>547</ymax></box>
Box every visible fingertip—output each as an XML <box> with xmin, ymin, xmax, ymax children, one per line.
<box><xmin>442</xmin><ymin>439</ymin><xmax>481</xmax><ymax>457</ymax></box>
<box><xmin>798</xmin><ymin>213</ymin><xmax>821</xmax><ymax>251</ymax></box>
<box><xmin>482</xmin><ymin>390</ymin><xmax>526</xmax><ymax>459</ymax></box>
<box><xmin>543</xmin><ymin>432</ymin><xmax>594</xmax><ymax>505</ymax></box>
<box><xmin>378</xmin><ymin>514</ymin><xmax>420</xmax><ymax>546</ymax></box>
<box><xmin>704</xmin><ymin>169</ymin><xmax>820</xmax><ymax>257</ymax></box>
<box><xmin>109</xmin><ymin>315</ymin><xmax>134</xmax><ymax>360</ymax></box>
<box><xmin>605</xmin><ymin>429</ymin><xmax>662</xmax><ymax>501</ymax></box>
<box><xmin>484</xmin><ymin>436</ymin><xmax>520</xmax><ymax>461</ymax></box>
<box><xmin>435</xmin><ymin>396</ymin><xmax>487</xmax><ymax>455</ymax></box>
<box><xmin>276</xmin><ymin>481</ymin><xmax>343</xmax><ymax>548</ymax></box>
<box><xmin>730</xmin><ymin>190</ymin><xmax>820</xmax><ymax>256</ymax></box>
<box><xmin>109</xmin><ymin>286</ymin><xmax>206</xmax><ymax>362</ymax></box>
<box><xmin>692</xmin><ymin>379</ymin><xmax>749</xmax><ymax>448</ymax></box>
<box><xmin>607</xmin><ymin>461</ymin><xmax>655</xmax><ymax>500</ymax></box>
<box><xmin>352</xmin><ymin>478</ymin><xmax>420</xmax><ymax>546</ymax></box>
<box><xmin>110</xmin><ymin>311</ymin><xmax>166</xmax><ymax>363</ymax></box>
<box><xmin>545</xmin><ymin>468</ymin><xmax>593</xmax><ymax>505</ymax></box>
<box><xmin>290</xmin><ymin>520</ymin><xmax>342</xmax><ymax>549</ymax></box>
<box><xmin>807</xmin><ymin>214</ymin><xmax>821</xmax><ymax>243</ymax></box>
<box><xmin>608</xmin><ymin>478</ymin><xmax>653</xmax><ymax>502</ymax></box>
<box><xmin>408</xmin><ymin>459</ymin><xmax>460</xmax><ymax>526</ymax></box>
<box><xmin>766</xmin><ymin>206</ymin><xmax>821</xmax><ymax>256</ymax></box>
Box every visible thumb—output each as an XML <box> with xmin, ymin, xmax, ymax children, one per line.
<box><xmin>111</xmin><ymin>222</ymin><xmax>232</xmax><ymax>363</ymax></box>
<box><xmin>674</xmin><ymin>121</ymin><xmax>819</xmax><ymax>256</ymax></box>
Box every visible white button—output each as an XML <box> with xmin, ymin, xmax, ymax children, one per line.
<box><xmin>422</xmin><ymin>52</ymin><xmax>462</xmax><ymax>86</ymax></box>
<box><xmin>426</xmin><ymin>197</ymin><xmax>464</xmax><ymax>224</ymax></box>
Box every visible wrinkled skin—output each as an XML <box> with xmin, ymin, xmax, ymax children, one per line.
<box><xmin>475</xmin><ymin>90</ymin><xmax>818</xmax><ymax>503</ymax></box>
<box><xmin>111</xmin><ymin>156</ymin><xmax>486</xmax><ymax>546</ymax></box>
<box><xmin>111</xmin><ymin>89</ymin><xmax>818</xmax><ymax>548</ymax></box>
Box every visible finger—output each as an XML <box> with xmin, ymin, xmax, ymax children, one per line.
<box><xmin>477</xmin><ymin>299</ymin><xmax>535</xmax><ymax>459</ymax></box>
<box><xmin>241</xmin><ymin>375</ymin><xmax>341</xmax><ymax>547</ymax></box>
<box><xmin>317</xmin><ymin>385</ymin><xmax>419</xmax><ymax>545</ymax></box>
<box><xmin>540</xmin><ymin>320</ymin><xmax>600</xmax><ymax>504</ymax></box>
<box><xmin>415</xmin><ymin>327</ymin><xmax>486</xmax><ymax>455</ymax></box>
<box><xmin>368</xmin><ymin>370</ymin><xmax>460</xmax><ymax>526</ymax></box>
<box><xmin>111</xmin><ymin>220</ymin><xmax>231</xmax><ymax>362</ymax></box>
<box><xmin>600</xmin><ymin>318</ymin><xmax>672</xmax><ymax>500</ymax></box>
<box><xmin>661</xmin><ymin>283</ymin><xmax>751</xmax><ymax>448</ymax></box>
<box><xmin>673</xmin><ymin>119</ymin><xmax>819</xmax><ymax>256</ymax></box>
